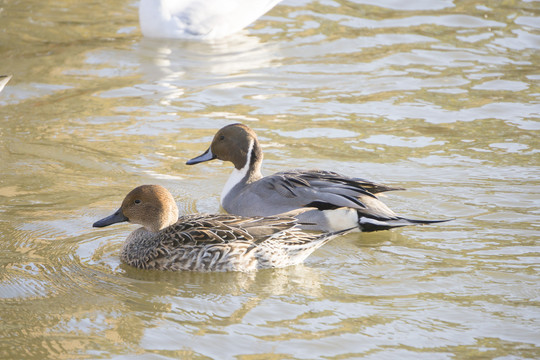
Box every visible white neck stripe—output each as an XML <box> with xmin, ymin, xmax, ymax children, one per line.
<box><xmin>221</xmin><ymin>140</ymin><xmax>253</xmax><ymax>206</ymax></box>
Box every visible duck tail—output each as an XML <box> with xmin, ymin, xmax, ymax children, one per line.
<box><xmin>358</xmin><ymin>217</ymin><xmax>453</xmax><ymax>232</ymax></box>
<box><xmin>312</xmin><ymin>226</ymin><xmax>357</xmax><ymax>247</ymax></box>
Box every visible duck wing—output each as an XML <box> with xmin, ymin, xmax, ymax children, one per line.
<box><xmin>278</xmin><ymin>170</ymin><xmax>403</xmax><ymax>194</ymax></box>
<box><xmin>160</xmin><ymin>213</ymin><xmax>299</xmax><ymax>247</ymax></box>
<box><xmin>242</xmin><ymin>169</ymin><xmax>400</xmax><ymax>214</ymax></box>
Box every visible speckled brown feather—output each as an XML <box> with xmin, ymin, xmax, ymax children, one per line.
<box><xmin>120</xmin><ymin>213</ymin><xmax>345</xmax><ymax>272</ymax></box>
<box><xmin>93</xmin><ymin>185</ymin><xmax>349</xmax><ymax>272</ymax></box>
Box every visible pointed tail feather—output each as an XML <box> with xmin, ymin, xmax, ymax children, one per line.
<box><xmin>359</xmin><ymin>217</ymin><xmax>453</xmax><ymax>232</ymax></box>
<box><xmin>304</xmin><ymin>226</ymin><xmax>356</xmax><ymax>248</ymax></box>
<box><xmin>275</xmin><ymin>226</ymin><xmax>355</xmax><ymax>268</ymax></box>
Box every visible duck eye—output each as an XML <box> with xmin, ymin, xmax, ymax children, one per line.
<box><xmin>219</xmin><ymin>135</ymin><xmax>225</xmax><ymax>141</ymax></box>
<box><xmin>134</xmin><ymin>199</ymin><xmax>141</xmax><ymax>204</ymax></box>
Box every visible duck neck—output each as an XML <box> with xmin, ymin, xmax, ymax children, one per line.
<box><xmin>146</xmin><ymin>203</ymin><xmax>179</xmax><ymax>233</ymax></box>
<box><xmin>221</xmin><ymin>139</ymin><xmax>263</xmax><ymax>202</ymax></box>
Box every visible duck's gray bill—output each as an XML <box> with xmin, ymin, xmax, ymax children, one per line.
<box><xmin>186</xmin><ymin>148</ymin><xmax>216</xmax><ymax>165</ymax></box>
<box><xmin>93</xmin><ymin>208</ymin><xmax>128</xmax><ymax>228</ymax></box>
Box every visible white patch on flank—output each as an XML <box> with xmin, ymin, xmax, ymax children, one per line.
<box><xmin>221</xmin><ymin>140</ymin><xmax>253</xmax><ymax>206</ymax></box>
<box><xmin>321</xmin><ymin>208</ymin><xmax>359</xmax><ymax>232</ymax></box>
<box><xmin>359</xmin><ymin>217</ymin><xmax>409</xmax><ymax>227</ymax></box>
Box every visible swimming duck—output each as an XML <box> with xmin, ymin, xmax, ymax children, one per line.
<box><xmin>186</xmin><ymin>123</ymin><xmax>450</xmax><ymax>232</ymax></box>
<box><xmin>139</xmin><ymin>0</ymin><xmax>282</xmax><ymax>39</ymax></box>
<box><xmin>93</xmin><ymin>184</ymin><xmax>348</xmax><ymax>271</ymax></box>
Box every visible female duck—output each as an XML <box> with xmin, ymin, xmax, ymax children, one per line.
<box><xmin>187</xmin><ymin>123</ymin><xmax>450</xmax><ymax>232</ymax></box>
<box><xmin>93</xmin><ymin>185</ymin><xmax>346</xmax><ymax>272</ymax></box>
<box><xmin>139</xmin><ymin>0</ymin><xmax>282</xmax><ymax>39</ymax></box>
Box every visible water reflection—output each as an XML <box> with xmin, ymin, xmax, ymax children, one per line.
<box><xmin>1</xmin><ymin>0</ymin><xmax>539</xmax><ymax>358</ymax></box>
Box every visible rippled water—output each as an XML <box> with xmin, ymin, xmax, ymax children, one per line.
<box><xmin>1</xmin><ymin>0</ymin><xmax>539</xmax><ymax>358</ymax></box>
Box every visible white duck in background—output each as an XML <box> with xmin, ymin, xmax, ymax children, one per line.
<box><xmin>139</xmin><ymin>0</ymin><xmax>283</xmax><ymax>39</ymax></box>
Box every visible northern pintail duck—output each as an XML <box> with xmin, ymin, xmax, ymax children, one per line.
<box><xmin>93</xmin><ymin>184</ymin><xmax>348</xmax><ymax>272</ymax></box>
<box><xmin>0</xmin><ymin>75</ymin><xmax>12</xmax><ymax>93</ymax></box>
<box><xmin>139</xmin><ymin>0</ymin><xmax>282</xmax><ymax>39</ymax></box>
<box><xmin>187</xmin><ymin>123</ymin><xmax>450</xmax><ymax>232</ymax></box>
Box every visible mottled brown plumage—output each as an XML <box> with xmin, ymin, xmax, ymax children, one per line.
<box><xmin>93</xmin><ymin>185</ymin><xmax>348</xmax><ymax>272</ymax></box>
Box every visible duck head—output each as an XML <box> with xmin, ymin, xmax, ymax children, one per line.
<box><xmin>186</xmin><ymin>123</ymin><xmax>262</xmax><ymax>171</ymax></box>
<box><xmin>93</xmin><ymin>185</ymin><xmax>179</xmax><ymax>233</ymax></box>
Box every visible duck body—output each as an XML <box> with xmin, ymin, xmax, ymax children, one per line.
<box><xmin>119</xmin><ymin>214</ymin><xmax>340</xmax><ymax>271</ymax></box>
<box><xmin>139</xmin><ymin>0</ymin><xmax>282</xmax><ymax>39</ymax></box>
<box><xmin>93</xmin><ymin>185</ymin><xmax>346</xmax><ymax>272</ymax></box>
<box><xmin>187</xmin><ymin>124</ymin><xmax>451</xmax><ymax>232</ymax></box>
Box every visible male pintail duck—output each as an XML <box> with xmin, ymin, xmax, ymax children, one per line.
<box><xmin>187</xmin><ymin>123</ymin><xmax>451</xmax><ymax>232</ymax></box>
<box><xmin>93</xmin><ymin>184</ymin><xmax>349</xmax><ymax>272</ymax></box>
<box><xmin>139</xmin><ymin>0</ymin><xmax>282</xmax><ymax>39</ymax></box>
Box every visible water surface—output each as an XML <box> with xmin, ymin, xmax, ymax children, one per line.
<box><xmin>1</xmin><ymin>0</ymin><xmax>539</xmax><ymax>358</ymax></box>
